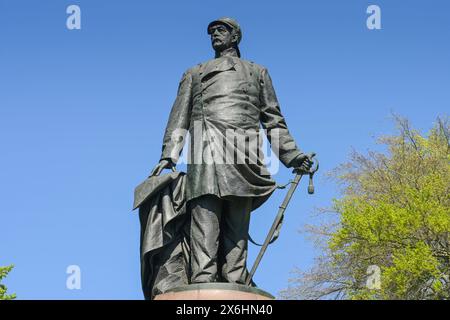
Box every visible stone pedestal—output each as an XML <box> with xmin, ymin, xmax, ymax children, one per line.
<box><xmin>154</xmin><ymin>283</ymin><xmax>274</xmax><ymax>300</ymax></box>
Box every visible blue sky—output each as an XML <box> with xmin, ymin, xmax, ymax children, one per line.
<box><xmin>0</xmin><ymin>0</ymin><xmax>448</xmax><ymax>299</ymax></box>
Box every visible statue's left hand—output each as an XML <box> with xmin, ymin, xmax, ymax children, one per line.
<box><xmin>290</xmin><ymin>153</ymin><xmax>315</xmax><ymax>174</ymax></box>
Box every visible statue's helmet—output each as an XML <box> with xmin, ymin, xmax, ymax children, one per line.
<box><xmin>207</xmin><ymin>17</ymin><xmax>242</xmax><ymax>56</ymax></box>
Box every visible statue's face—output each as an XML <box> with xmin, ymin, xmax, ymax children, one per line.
<box><xmin>209</xmin><ymin>23</ymin><xmax>236</xmax><ymax>52</ymax></box>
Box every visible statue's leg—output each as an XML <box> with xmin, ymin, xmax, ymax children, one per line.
<box><xmin>220</xmin><ymin>197</ymin><xmax>252</xmax><ymax>284</ymax></box>
<box><xmin>189</xmin><ymin>194</ymin><xmax>223</xmax><ymax>283</ymax></box>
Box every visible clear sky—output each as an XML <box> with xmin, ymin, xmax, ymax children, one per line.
<box><xmin>0</xmin><ymin>0</ymin><xmax>449</xmax><ymax>299</ymax></box>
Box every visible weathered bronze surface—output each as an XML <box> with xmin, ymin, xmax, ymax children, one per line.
<box><xmin>138</xmin><ymin>17</ymin><xmax>314</xmax><ymax>299</ymax></box>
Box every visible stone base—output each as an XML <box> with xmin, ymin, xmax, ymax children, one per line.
<box><xmin>154</xmin><ymin>283</ymin><xmax>274</xmax><ymax>300</ymax></box>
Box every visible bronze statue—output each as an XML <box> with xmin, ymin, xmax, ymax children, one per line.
<box><xmin>138</xmin><ymin>17</ymin><xmax>314</xmax><ymax>299</ymax></box>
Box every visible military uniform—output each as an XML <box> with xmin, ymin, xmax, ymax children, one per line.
<box><xmin>161</xmin><ymin>55</ymin><xmax>302</xmax><ymax>203</ymax></box>
<box><xmin>159</xmin><ymin>20</ymin><xmax>302</xmax><ymax>283</ymax></box>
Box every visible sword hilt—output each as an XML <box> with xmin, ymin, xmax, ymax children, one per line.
<box><xmin>246</xmin><ymin>153</ymin><xmax>319</xmax><ymax>286</ymax></box>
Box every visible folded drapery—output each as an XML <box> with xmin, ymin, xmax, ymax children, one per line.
<box><xmin>133</xmin><ymin>171</ymin><xmax>190</xmax><ymax>300</ymax></box>
<box><xmin>133</xmin><ymin>170</ymin><xmax>266</xmax><ymax>299</ymax></box>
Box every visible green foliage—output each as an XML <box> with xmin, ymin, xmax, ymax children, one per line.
<box><xmin>0</xmin><ymin>265</ymin><xmax>16</xmax><ymax>300</ymax></box>
<box><xmin>281</xmin><ymin>117</ymin><xmax>450</xmax><ymax>300</ymax></box>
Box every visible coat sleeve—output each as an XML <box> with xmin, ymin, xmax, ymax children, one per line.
<box><xmin>259</xmin><ymin>67</ymin><xmax>302</xmax><ymax>167</ymax></box>
<box><xmin>160</xmin><ymin>71</ymin><xmax>193</xmax><ymax>164</ymax></box>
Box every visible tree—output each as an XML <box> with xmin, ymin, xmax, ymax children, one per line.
<box><xmin>0</xmin><ymin>265</ymin><xmax>16</xmax><ymax>300</ymax></box>
<box><xmin>280</xmin><ymin>116</ymin><xmax>450</xmax><ymax>300</ymax></box>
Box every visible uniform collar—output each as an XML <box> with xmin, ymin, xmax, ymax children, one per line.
<box><xmin>215</xmin><ymin>47</ymin><xmax>239</xmax><ymax>58</ymax></box>
<box><xmin>200</xmin><ymin>55</ymin><xmax>237</xmax><ymax>81</ymax></box>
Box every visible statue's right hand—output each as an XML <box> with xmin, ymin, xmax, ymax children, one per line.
<box><xmin>149</xmin><ymin>159</ymin><xmax>174</xmax><ymax>177</ymax></box>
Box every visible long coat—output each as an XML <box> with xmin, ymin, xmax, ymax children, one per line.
<box><xmin>160</xmin><ymin>55</ymin><xmax>302</xmax><ymax>210</ymax></box>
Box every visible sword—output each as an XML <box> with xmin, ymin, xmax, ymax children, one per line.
<box><xmin>246</xmin><ymin>153</ymin><xmax>319</xmax><ymax>286</ymax></box>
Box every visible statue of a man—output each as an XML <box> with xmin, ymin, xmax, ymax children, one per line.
<box><xmin>150</xmin><ymin>17</ymin><xmax>313</xmax><ymax>285</ymax></box>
